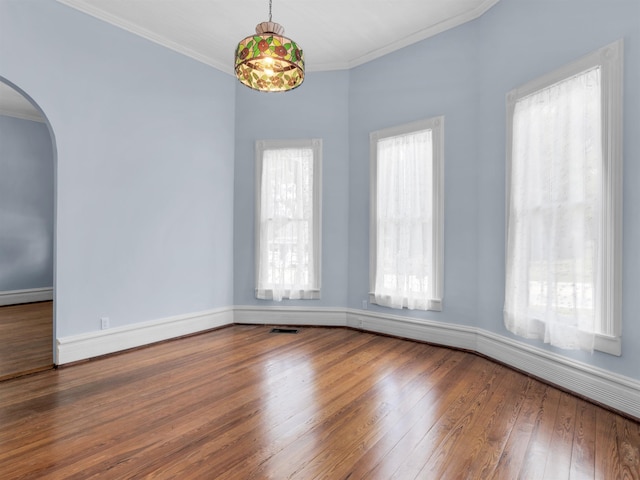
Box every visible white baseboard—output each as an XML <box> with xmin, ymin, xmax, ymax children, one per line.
<box><xmin>347</xmin><ymin>308</ymin><xmax>478</xmax><ymax>351</ymax></box>
<box><xmin>0</xmin><ymin>287</ymin><xmax>53</xmax><ymax>306</ymax></box>
<box><xmin>53</xmin><ymin>304</ymin><xmax>640</xmax><ymax>419</ymax></box>
<box><xmin>475</xmin><ymin>329</ymin><xmax>640</xmax><ymax>419</ymax></box>
<box><xmin>346</xmin><ymin>308</ymin><xmax>640</xmax><ymax>419</ymax></box>
<box><xmin>234</xmin><ymin>305</ymin><xmax>348</xmax><ymax>327</ymax></box>
<box><xmin>56</xmin><ymin>307</ymin><xmax>234</xmax><ymax>365</ymax></box>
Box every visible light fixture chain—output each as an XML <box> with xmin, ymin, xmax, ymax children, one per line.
<box><xmin>269</xmin><ymin>0</ymin><xmax>272</xmax><ymax>22</ymax></box>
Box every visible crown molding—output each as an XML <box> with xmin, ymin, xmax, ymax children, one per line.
<box><xmin>343</xmin><ymin>0</ymin><xmax>499</xmax><ymax>70</ymax></box>
<box><xmin>56</xmin><ymin>0</ymin><xmax>234</xmax><ymax>75</ymax></box>
<box><xmin>0</xmin><ymin>108</ymin><xmax>45</xmax><ymax>123</ymax></box>
<box><xmin>56</xmin><ymin>0</ymin><xmax>499</xmax><ymax>75</ymax></box>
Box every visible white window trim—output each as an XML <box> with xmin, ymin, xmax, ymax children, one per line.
<box><xmin>369</xmin><ymin>116</ymin><xmax>445</xmax><ymax>312</ymax></box>
<box><xmin>505</xmin><ymin>40</ymin><xmax>623</xmax><ymax>355</ymax></box>
<box><xmin>254</xmin><ymin>138</ymin><xmax>322</xmax><ymax>300</ymax></box>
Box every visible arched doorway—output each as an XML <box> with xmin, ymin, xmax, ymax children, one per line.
<box><xmin>0</xmin><ymin>78</ymin><xmax>57</xmax><ymax>379</ymax></box>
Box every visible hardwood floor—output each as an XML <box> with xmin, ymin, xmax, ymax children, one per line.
<box><xmin>0</xmin><ymin>301</ymin><xmax>53</xmax><ymax>381</ymax></box>
<box><xmin>0</xmin><ymin>325</ymin><xmax>638</xmax><ymax>479</ymax></box>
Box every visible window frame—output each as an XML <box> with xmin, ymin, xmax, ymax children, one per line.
<box><xmin>505</xmin><ymin>40</ymin><xmax>623</xmax><ymax>355</ymax></box>
<box><xmin>369</xmin><ymin>116</ymin><xmax>445</xmax><ymax>311</ymax></box>
<box><xmin>254</xmin><ymin>138</ymin><xmax>322</xmax><ymax>300</ymax></box>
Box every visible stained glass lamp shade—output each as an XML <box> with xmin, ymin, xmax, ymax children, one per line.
<box><xmin>235</xmin><ymin>20</ymin><xmax>304</xmax><ymax>92</ymax></box>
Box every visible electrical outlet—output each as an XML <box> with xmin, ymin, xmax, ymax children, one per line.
<box><xmin>362</xmin><ymin>300</ymin><xmax>368</xmax><ymax>310</ymax></box>
<box><xmin>100</xmin><ymin>317</ymin><xmax>110</xmax><ymax>330</ymax></box>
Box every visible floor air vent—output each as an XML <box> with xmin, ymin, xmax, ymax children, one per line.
<box><xmin>270</xmin><ymin>328</ymin><xmax>299</xmax><ymax>334</ymax></box>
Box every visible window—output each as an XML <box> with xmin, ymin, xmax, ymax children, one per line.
<box><xmin>370</xmin><ymin>117</ymin><xmax>444</xmax><ymax>311</ymax></box>
<box><xmin>255</xmin><ymin>139</ymin><xmax>322</xmax><ymax>300</ymax></box>
<box><xmin>504</xmin><ymin>40</ymin><xmax>623</xmax><ymax>355</ymax></box>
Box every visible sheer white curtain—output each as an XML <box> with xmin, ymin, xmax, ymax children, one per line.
<box><xmin>375</xmin><ymin>130</ymin><xmax>433</xmax><ymax>310</ymax></box>
<box><xmin>256</xmin><ymin>147</ymin><xmax>316</xmax><ymax>301</ymax></box>
<box><xmin>505</xmin><ymin>67</ymin><xmax>602</xmax><ymax>351</ymax></box>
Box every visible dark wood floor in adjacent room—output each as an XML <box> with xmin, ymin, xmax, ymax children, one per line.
<box><xmin>0</xmin><ymin>301</ymin><xmax>53</xmax><ymax>381</ymax></box>
<box><xmin>0</xmin><ymin>325</ymin><xmax>638</xmax><ymax>479</ymax></box>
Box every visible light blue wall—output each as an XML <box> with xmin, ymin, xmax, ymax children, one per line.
<box><xmin>0</xmin><ymin>115</ymin><xmax>54</xmax><ymax>291</ymax></box>
<box><xmin>474</xmin><ymin>0</ymin><xmax>640</xmax><ymax>378</ymax></box>
<box><xmin>348</xmin><ymin>24</ymin><xmax>481</xmax><ymax>327</ymax></box>
<box><xmin>234</xmin><ymin>71</ymin><xmax>350</xmax><ymax>307</ymax></box>
<box><xmin>347</xmin><ymin>0</ymin><xmax>640</xmax><ymax>379</ymax></box>
<box><xmin>0</xmin><ymin>0</ymin><xmax>236</xmax><ymax>336</ymax></box>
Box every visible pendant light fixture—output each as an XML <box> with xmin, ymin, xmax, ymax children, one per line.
<box><xmin>234</xmin><ymin>0</ymin><xmax>304</xmax><ymax>92</ymax></box>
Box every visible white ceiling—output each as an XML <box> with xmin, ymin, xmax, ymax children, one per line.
<box><xmin>1</xmin><ymin>0</ymin><xmax>500</xmax><ymax>120</ymax></box>
<box><xmin>0</xmin><ymin>83</ymin><xmax>44</xmax><ymax>122</ymax></box>
<box><xmin>56</xmin><ymin>0</ymin><xmax>500</xmax><ymax>73</ymax></box>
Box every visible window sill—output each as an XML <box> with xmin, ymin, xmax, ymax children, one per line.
<box><xmin>256</xmin><ymin>289</ymin><xmax>320</xmax><ymax>301</ymax></box>
<box><xmin>594</xmin><ymin>333</ymin><xmax>621</xmax><ymax>356</ymax></box>
<box><xmin>368</xmin><ymin>293</ymin><xmax>442</xmax><ymax>312</ymax></box>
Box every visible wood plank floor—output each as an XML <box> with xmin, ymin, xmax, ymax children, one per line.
<box><xmin>0</xmin><ymin>301</ymin><xmax>53</xmax><ymax>381</ymax></box>
<box><xmin>0</xmin><ymin>325</ymin><xmax>638</xmax><ymax>479</ymax></box>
